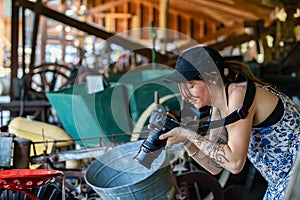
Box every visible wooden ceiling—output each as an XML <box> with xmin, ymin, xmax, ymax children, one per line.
<box><xmin>13</xmin><ymin>0</ymin><xmax>300</xmax><ymax>67</ymax></box>
<box><xmin>78</xmin><ymin>0</ymin><xmax>299</xmax><ymax>64</ymax></box>
<box><xmin>82</xmin><ymin>0</ymin><xmax>279</xmax><ymax>49</ymax></box>
<box><xmin>8</xmin><ymin>0</ymin><xmax>300</xmax><ymax>99</ymax></box>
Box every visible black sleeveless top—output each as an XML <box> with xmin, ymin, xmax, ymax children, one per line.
<box><xmin>226</xmin><ymin>82</ymin><xmax>284</xmax><ymax>128</ymax></box>
<box><xmin>253</xmin><ymin>98</ymin><xmax>284</xmax><ymax>128</ymax></box>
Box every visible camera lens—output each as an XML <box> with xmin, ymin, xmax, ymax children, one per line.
<box><xmin>133</xmin><ymin>130</ymin><xmax>165</xmax><ymax>169</ymax></box>
<box><xmin>134</xmin><ymin>111</ymin><xmax>180</xmax><ymax>169</ymax></box>
<box><xmin>134</xmin><ymin>146</ymin><xmax>162</xmax><ymax>169</ymax></box>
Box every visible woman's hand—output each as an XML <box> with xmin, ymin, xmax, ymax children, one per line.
<box><xmin>159</xmin><ymin>127</ymin><xmax>196</xmax><ymax>148</ymax></box>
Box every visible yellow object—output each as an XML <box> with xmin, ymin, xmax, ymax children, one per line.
<box><xmin>8</xmin><ymin>117</ymin><xmax>74</xmax><ymax>156</ymax></box>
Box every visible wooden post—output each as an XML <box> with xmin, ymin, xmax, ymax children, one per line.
<box><xmin>0</xmin><ymin>0</ymin><xmax>3</xmax><ymax>67</ymax></box>
<box><xmin>159</xmin><ymin>0</ymin><xmax>168</xmax><ymax>54</ymax></box>
<box><xmin>10</xmin><ymin>0</ymin><xmax>19</xmax><ymax>100</ymax></box>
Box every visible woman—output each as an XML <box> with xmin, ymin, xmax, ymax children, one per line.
<box><xmin>160</xmin><ymin>45</ymin><xmax>300</xmax><ymax>199</ymax></box>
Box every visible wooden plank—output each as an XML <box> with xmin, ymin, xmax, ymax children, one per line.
<box><xmin>209</xmin><ymin>33</ymin><xmax>255</xmax><ymax>50</ymax></box>
<box><xmin>187</xmin><ymin>0</ymin><xmax>260</xmax><ymax>20</ymax></box>
<box><xmin>198</xmin><ymin>23</ymin><xmax>245</xmax><ymax>43</ymax></box>
<box><xmin>123</xmin><ymin>2</ymin><xmax>129</xmax><ymax>34</ymax></box>
<box><xmin>169</xmin><ymin>0</ymin><xmax>231</xmax><ymax>24</ymax></box>
<box><xmin>29</xmin><ymin>0</ymin><xmax>42</xmax><ymax>70</ymax></box>
<box><xmin>87</xmin><ymin>0</ymin><xmax>130</xmax><ymax>15</ymax></box>
<box><xmin>230</xmin><ymin>0</ymin><xmax>273</xmax><ymax>24</ymax></box>
<box><xmin>142</xmin><ymin>0</ymin><xmax>272</xmax><ymax>26</ymax></box>
<box><xmin>95</xmin><ymin>13</ymin><xmax>132</xmax><ymax>19</ymax></box>
<box><xmin>10</xmin><ymin>0</ymin><xmax>20</xmax><ymax>100</ymax></box>
<box><xmin>177</xmin><ymin>32</ymin><xmax>255</xmax><ymax>52</ymax></box>
<box><xmin>144</xmin><ymin>0</ymin><xmax>243</xmax><ymax>22</ymax></box>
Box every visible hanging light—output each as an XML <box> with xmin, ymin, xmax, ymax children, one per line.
<box><xmin>294</xmin><ymin>8</ymin><xmax>300</xmax><ymax>18</ymax></box>
<box><xmin>276</xmin><ymin>8</ymin><xmax>287</xmax><ymax>22</ymax></box>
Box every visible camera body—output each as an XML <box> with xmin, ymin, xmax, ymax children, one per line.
<box><xmin>134</xmin><ymin>107</ymin><xmax>180</xmax><ymax>169</ymax></box>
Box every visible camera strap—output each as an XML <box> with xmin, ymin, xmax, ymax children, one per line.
<box><xmin>197</xmin><ymin>73</ymin><xmax>256</xmax><ymax>132</ymax></box>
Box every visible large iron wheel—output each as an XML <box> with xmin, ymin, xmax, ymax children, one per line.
<box><xmin>0</xmin><ymin>183</ymin><xmax>78</xmax><ymax>200</ymax></box>
<box><xmin>26</xmin><ymin>62</ymin><xmax>72</xmax><ymax>99</ymax></box>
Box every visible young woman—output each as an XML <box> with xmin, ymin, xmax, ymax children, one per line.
<box><xmin>160</xmin><ymin>45</ymin><xmax>300</xmax><ymax>199</ymax></box>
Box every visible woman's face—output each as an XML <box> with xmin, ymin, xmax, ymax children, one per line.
<box><xmin>185</xmin><ymin>80</ymin><xmax>211</xmax><ymax>108</ymax></box>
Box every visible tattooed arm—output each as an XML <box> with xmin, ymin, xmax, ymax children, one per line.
<box><xmin>161</xmin><ymin>126</ymin><xmax>228</xmax><ymax>175</ymax></box>
<box><xmin>187</xmin><ymin>87</ymin><xmax>254</xmax><ymax>174</ymax></box>
<box><xmin>183</xmin><ymin>140</ymin><xmax>224</xmax><ymax>175</ymax></box>
<box><xmin>161</xmin><ymin>117</ymin><xmax>251</xmax><ymax>174</ymax></box>
<box><xmin>160</xmin><ymin>85</ymin><xmax>254</xmax><ymax>174</ymax></box>
<box><xmin>183</xmin><ymin>109</ymin><xmax>229</xmax><ymax>175</ymax></box>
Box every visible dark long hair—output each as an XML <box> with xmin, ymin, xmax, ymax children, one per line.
<box><xmin>178</xmin><ymin>60</ymin><xmax>271</xmax><ymax>102</ymax></box>
<box><xmin>224</xmin><ymin>60</ymin><xmax>270</xmax><ymax>86</ymax></box>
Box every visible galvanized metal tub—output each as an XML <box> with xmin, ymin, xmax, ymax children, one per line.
<box><xmin>85</xmin><ymin>140</ymin><xmax>175</xmax><ymax>200</ymax></box>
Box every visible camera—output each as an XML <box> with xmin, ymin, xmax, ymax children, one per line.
<box><xmin>133</xmin><ymin>92</ymin><xmax>180</xmax><ymax>169</ymax></box>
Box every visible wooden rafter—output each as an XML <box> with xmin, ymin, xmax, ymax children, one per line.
<box><xmin>87</xmin><ymin>0</ymin><xmax>130</xmax><ymax>15</ymax></box>
<box><xmin>142</xmin><ymin>0</ymin><xmax>230</xmax><ymax>24</ymax></box>
<box><xmin>186</xmin><ymin>0</ymin><xmax>261</xmax><ymax>20</ymax></box>
<box><xmin>168</xmin><ymin>0</ymin><xmax>232</xmax><ymax>25</ymax></box>
<box><xmin>95</xmin><ymin>13</ymin><xmax>132</xmax><ymax>19</ymax></box>
<box><xmin>81</xmin><ymin>0</ymin><xmax>277</xmax><ymax>54</ymax></box>
<box><xmin>198</xmin><ymin>23</ymin><xmax>245</xmax><ymax>43</ymax></box>
<box><xmin>230</xmin><ymin>0</ymin><xmax>273</xmax><ymax>24</ymax></box>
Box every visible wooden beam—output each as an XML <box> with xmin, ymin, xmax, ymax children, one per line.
<box><xmin>87</xmin><ymin>0</ymin><xmax>130</xmax><ymax>15</ymax></box>
<box><xmin>142</xmin><ymin>0</ymin><xmax>271</xmax><ymax>26</ymax></box>
<box><xmin>123</xmin><ymin>2</ymin><xmax>129</xmax><ymax>35</ymax></box>
<box><xmin>110</xmin><ymin>3</ymin><xmax>116</xmax><ymax>32</ymax></box>
<box><xmin>199</xmin><ymin>20</ymin><xmax>204</xmax><ymax>38</ymax></box>
<box><xmin>231</xmin><ymin>0</ymin><xmax>273</xmax><ymax>24</ymax></box>
<box><xmin>198</xmin><ymin>23</ymin><xmax>245</xmax><ymax>43</ymax></box>
<box><xmin>178</xmin><ymin>28</ymin><xmax>254</xmax><ymax>52</ymax></box>
<box><xmin>141</xmin><ymin>0</ymin><xmax>228</xmax><ymax>25</ymax></box>
<box><xmin>208</xmin><ymin>33</ymin><xmax>255</xmax><ymax>51</ymax></box>
<box><xmin>168</xmin><ymin>0</ymin><xmax>230</xmax><ymax>24</ymax></box>
<box><xmin>29</xmin><ymin>0</ymin><xmax>42</xmax><ymax>70</ymax></box>
<box><xmin>17</xmin><ymin>0</ymin><xmax>169</xmax><ymax>62</ymax></box>
<box><xmin>141</xmin><ymin>0</ymin><xmax>250</xmax><ymax>29</ymax></box>
<box><xmin>10</xmin><ymin>0</ymin><xmax>19</xmax><ymax>100</ymax></box>
<box><xmin>187</xmin><ymin>0</ymin><xmax>260</xmax><ymax>20</ymax></box>
<box><xmin>186</xmin><ymin>16</ymin><xmax>191</xmax><ymax>37</ymax></box>
<box><xmin>40</xmin><ymin>16</ymin><xmax>46</xmax><ymax>63</ymax></box>
<box><xmin>159</xmin><ymin>0</ymin><xmax>168</xmax><ymax>52</ymax></box>
<box><xmin>95</xmin><ymin>13</ymin><xmax>132</xmax><ymax>19</ymax></box>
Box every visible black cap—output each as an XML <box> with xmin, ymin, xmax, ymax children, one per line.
<box><xmin>163</xmin><ymin>46</ymin><xmax>226</xmax><ymax>83</ymax></box>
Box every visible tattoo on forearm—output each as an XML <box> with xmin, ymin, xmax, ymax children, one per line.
<box><xmin>212</xmin><ymin>161</ymin><xmax>223</xmax><ymax>169</ymax></box>
<box><xmin>193</xmin><ymin>136</ymin><xmax>229</xmax><ymax>167</ymax></box>
<box><xmin>209</xmin><ymin>128</ymin><xmax>228</xmax><ymax>143</ymax></box>
<box><xmin>217</xmin><ymin>138</ymin><xmax>227</xmax><ymax>144</ymax></box>
<box><xmin>210</xmin><ymin>135</ymin><xmax>227</xmax><ymax>144</ymax></box>
<box><xmin>209</xmin><ymin>142</ymin><xmax>229</xmax><ymax>166</ymax></box>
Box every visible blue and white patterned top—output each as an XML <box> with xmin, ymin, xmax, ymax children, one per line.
<box><xmin>248</xmin><ymin>87</ymin><xmax>300</xmax><ymax>200</ymax></box>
